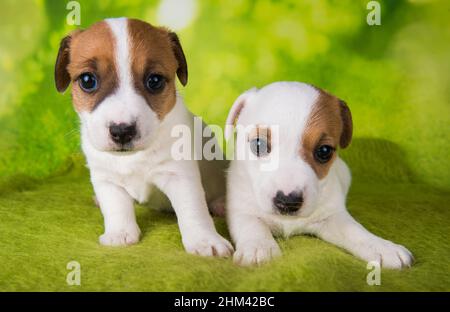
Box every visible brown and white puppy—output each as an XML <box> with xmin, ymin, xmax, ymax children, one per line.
<box><xmin>225</xmin><ymin>82</ymin><xmax>413</xmax><ymax>268</ymax></box>
<box><xmin>55</xmin><ymin>18</ymin><xmax>232</xmax><ymax>257</ymax></box>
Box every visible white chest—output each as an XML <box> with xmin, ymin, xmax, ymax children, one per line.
<box><xmin>121</xmin><ymin>171</ymin><xmax>154</xmax><ymax>203</ymax></box>
<box><xmin>87</xmin><ymin>149</ymin><xmax>166</xmax><ymax>204</ymax></box>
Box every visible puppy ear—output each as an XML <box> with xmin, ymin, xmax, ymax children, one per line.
<box><xmin>224</xmin><ymin>88</ymin><xmax>258</xmax><ymax>141</ymax></box>
<box><xmin>168</xmin><ymin>32</ymin><xmax>188</xmax><ymax>86</ymax></box>
<box><xmin>55</xmin><ymin>35</ymin><xmax>72</xmax><ymax>92</ymax></box>
<box><xmin>55</xmin><ymin>31</ymin><xmax>81</xmax><ymax>93</ymax></box>
<box><xmin>338</xmin><ymin>99</ymin><xmax>353</xmax><ymax>148</ymax></box>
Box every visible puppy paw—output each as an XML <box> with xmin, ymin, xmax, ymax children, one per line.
<box><xmin>99</xmin><ymin>225</ymin><xmax>141</xmax><ymax>247</ymax></box>
<box><xmin>357</xmin><ymin>237</ymin><xmax>414</xmax><ymax>269</ymax></box>
<box><xmin>233</xmin><ymin>239</ymin><xmax>281</xmax><ymax>266</ymax></box>
<box><xmin>183</xmin><ymin>231</ymin><xmax>234</xmax><ymax>257</ymax></box>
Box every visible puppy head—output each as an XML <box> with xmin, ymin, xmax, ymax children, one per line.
<box><xmin>55</xmin><ymin>18</ymin><xmax>188</xmax><ymax>152</ymax></box>
<box><xmin>226</xmin><ymin>82</ymin><xmax>352</xmax><ymax>217</ymax></box>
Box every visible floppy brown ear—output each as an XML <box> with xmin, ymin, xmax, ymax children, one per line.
<box><xmin>168</xmin><ymin>32</ymin><xmax>188</xmax><ymax>86</ymax></box>
<box><xmin>54</xmin><ymin>34</ymin><xmax>74</xmax><ymax>93</ymax></box>
<box><xmin>339</xmin><ymin>99</ymin><xmax>353</xmax><ymax>148</ymax></box>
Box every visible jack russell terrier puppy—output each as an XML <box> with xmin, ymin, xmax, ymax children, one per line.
<box><xmin>54</xmin><ymin>18</ymin><xmax>232</xmax><ymax>257</ymax></box>
<box><xmin>225</xmin><ymin>82</ymin><xmax>413</xmax><ymax>268</ymax></box>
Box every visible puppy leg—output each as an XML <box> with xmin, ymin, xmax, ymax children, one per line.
<box><xmin>93</xmin><ymin>181</ymin><xmax>141</xmax><ymax>246</ymax></box>
<box><xmin>229</xmin><ymin>213</ymin><xmax>281</xmax><ymax>266</ymax></box>
<box><xmin>313</xmin><ymin>211</ymin><xmax>413</xmax><ymax>269</ymax></box>
<box><xmin>153</xmin><ymin>171</ymin><xmax>233</xmax><ymax>257</ymax></box>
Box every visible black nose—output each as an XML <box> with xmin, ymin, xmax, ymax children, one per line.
<box><xmin>273</xmin><ymin>190</ymin><xmax>303</xmax><ymax>215</ymax></box>
<box><xmin>109</xmin><ymin>123</ymin><xmax>137</xmax><ymax>145</ymax></box>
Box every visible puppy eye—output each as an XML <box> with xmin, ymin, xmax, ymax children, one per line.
<box><xmin>314</xmin><ymin>145</ymin><xmax>335</xmax><ymax>163</ymax></box>
<box><xmin>250</xmin><ymin>137</ymin><xmax>270</xmax><ymax>157</ymax></box>
<box><xmin>145</xmin><ymin>74</ymin><xmax>166</xmax><ymax>93</ymax></box>
<box><xmin>78</xmin><ymin>72</ymin><xmax>98</xmax><ymax>93</ymax></box>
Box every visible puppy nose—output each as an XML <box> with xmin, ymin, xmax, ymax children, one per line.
<box><xmin>273</xmin><ymin>190</ymin><xmax>303</xmax><ymax>215</ymax></box>
<box><xmin>109</xmin><ymin>123</ymin><xmax>137</xmax><ymax>145</ymax></box>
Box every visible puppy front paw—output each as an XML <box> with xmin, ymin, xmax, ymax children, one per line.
<box><xmin>233</xmin><ymin>238</ymin><xmax>281</xmax><ymax>266</ymax></box>
<box><xmin>182</xmin><ymin>231</ymin><xmax>234</xmax><ymax>257</ymax></box>
<box><xmin>99</xmin><ymin>224</ymin><xmax>141</xmax><ymax>247</ymax></box>
<box><xmin>357</xmin><ymin>237</ymin><xmax>414</xmax><ymax>269</ymax></box>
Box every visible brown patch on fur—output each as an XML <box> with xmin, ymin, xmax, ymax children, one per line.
<box><xmin>55</xmin><ymin>21</ymin><xmax>119</xmax><ymax>112</ymax></box>
<box><xmin>128</xmin><ymin>19</ymin><xmax>187</xmax><ymax>120</ymax></box>
<box><xmin>301</xmin><ymin>88</ymin><xmax>353</xmax><ymax>179</ymax></box>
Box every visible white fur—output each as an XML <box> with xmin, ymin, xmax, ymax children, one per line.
<box><xmin>79</xmin><ymin>18</ymin><xmax>232</xmax><ymax>257</ymax></box>
<box><xmin>226</xmin><ymin>82</ymin><xmax>413</xmax><ymax>268</ymax></box>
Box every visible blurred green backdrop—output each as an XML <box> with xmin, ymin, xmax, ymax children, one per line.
<box><xmin>0</xmin><ymin>0</ymin><xmax>449</xmax><ymax>291</ymax></box>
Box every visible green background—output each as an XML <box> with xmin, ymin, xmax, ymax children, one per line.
<box><xmin>0</xmin><ymin>0</ymin><xmax>449</xmax><ymax>291</ymax></box>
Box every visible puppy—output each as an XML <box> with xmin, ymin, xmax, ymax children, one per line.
<box><xmin>55</xmin><ymin>18</ymin><xmax>232</xmax><ymax>257</ymax></box>
<box><xmin>225</xmin><ymin>82</ymin><xmax>413</xmax><ymax>268</ymax></box>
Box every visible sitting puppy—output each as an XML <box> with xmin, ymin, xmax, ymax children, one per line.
<box><xmin>225</xmin><ymin>82</ymin><xmax>413</xmax><ymax>268</ymax></box>
<box><xmin>55</xmin><ymin>18</ymin><xmax>232</xmax><ymax>257</ymax></box>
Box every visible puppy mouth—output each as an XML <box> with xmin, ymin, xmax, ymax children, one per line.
<box><xmin>96</xmin><ymin>137</ymin><xmax>150</xmax><ymax>154</ymax></box>
<box><xmin>115</xmin><ymin>147</ymin><xmax>133</xmax><ymax>152</ymax></box>
<box><xmin>109</xmin><ymin>140</ymin><xmax>152</xmax><ymax>154</ymax></box>
<box><xmin>273</xmin><ymin>208</ymin><xmax>301</xmax><ymax>217</ymax></box>
<box><xmin>108</xmin><ymin>144</ymin><xmax>137</xmax><ymax>154</ymax></box>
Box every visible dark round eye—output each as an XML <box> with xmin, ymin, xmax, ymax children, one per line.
<box><xmin>314</xmin><ymin>145</ymin><xmax>335</xmax><ymax>163</ymax></box>
<box><xmin>250</xmin><ymin>137</ymin><xmax>270</xmax><ymax>157</ymax></box>
<box><xmin>78</xmin><ymin>72</ymin><xmax>98</xmax><ymax>92</ymax></box>
<box><xmin>145</xmin><ymin>74</ymin><xmax>166</xmax><ymax>93</ymax></box>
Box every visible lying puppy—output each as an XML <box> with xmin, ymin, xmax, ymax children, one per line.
<box><xmin>55</xmin><ymin>18</ymin><xmax>232</xmax><ymax>257</ymax></box>
<box><xmin>225</xmin><ymin>82</ymin><xmax>413</xmax><ymax>268</ymax></box>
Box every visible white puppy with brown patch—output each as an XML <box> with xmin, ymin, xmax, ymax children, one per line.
<box><xmin>54</xmin><ymin>18</ymin><xmax>232</xmax><ymax>257</ymax></box>
<box><xmin>225</xmin><ymin>82</ymin><xmax>413</xmax><ymax>268</ymax></box>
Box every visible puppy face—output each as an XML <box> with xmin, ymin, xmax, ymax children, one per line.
<box><xmin>226</xmin><ymin>82</ymin><xmax>352</xmax><ymax>218</ymax></box>
<box><xmin>55</xmin><ymin>18</ymin><xmax>187</xmax><ymax>152</ymax></box>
